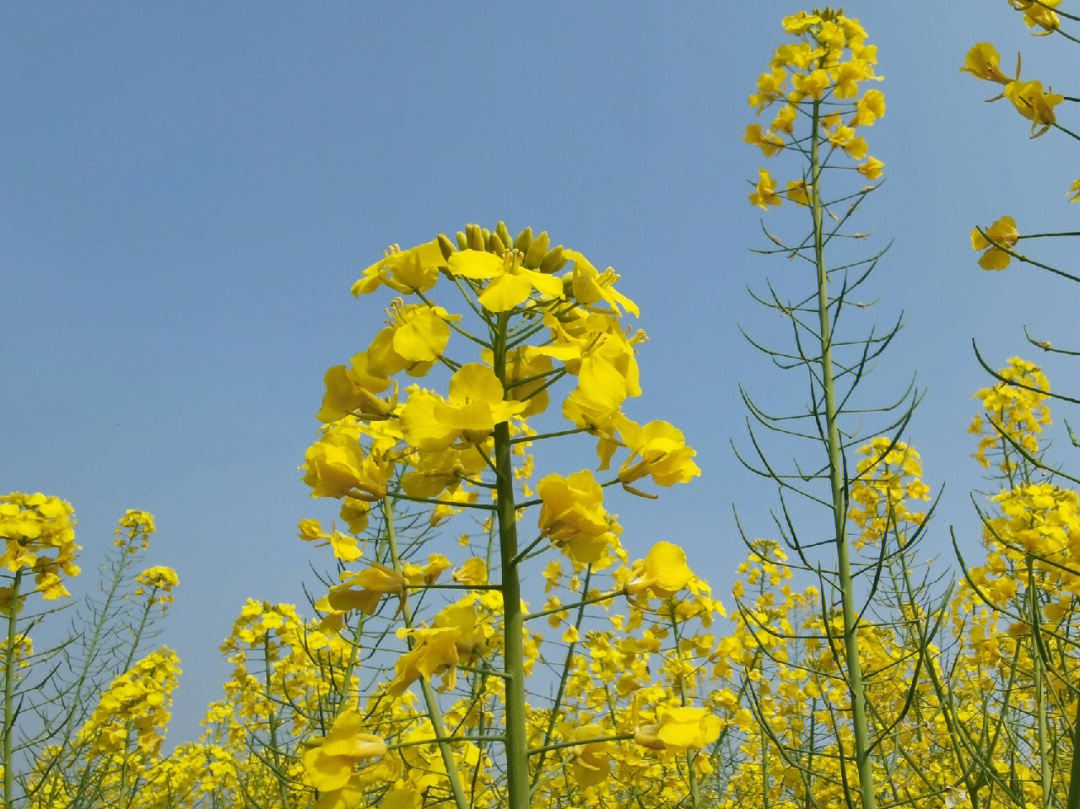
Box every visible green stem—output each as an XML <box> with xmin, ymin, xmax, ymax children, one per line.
<box><xmin>383</xmin><ymin>500</ymin><xmax>470</xmax><ymax>809</ymax></box>
<box><xmin>667</xmin><ymin>602</ymin><xmax>700</xmax><ymax>809</ymax></box>
<box><xmin>335</xmin><ymin>612</ymin><xmax>364</xmax><ymax>716</ymax></box>
<box><xmin>121</xmin><ymin>588</ymin><xmax>157</xmax><ymax>673</ymax></box>
<box><xmin>263</xmin><ymin>635</ymin><xmax>292</xmax><ymax>809</ymax></box>
<box><xmin>810</xmin><ymin>98</ymin><xmax>878</xmax><ymax>809</ymax></box>
<box><xmin>492</xmin><ymin>312</ymin><xmax>530</xmax><ymax>809</ymax></box>
<box><xmin>530</xmin><ymin>567</ymin><xmax>592</xmax><ymax>792</ymax></box>
<box><xmin>1065</xmin><ymin>689</ymin><xmax>1080</xmax><ymax>809</ymax></box>
<box><xmin>2</xmin><ymin>569</ymin><xmax>20</xmax><ymax>809</ymax></box>
<box><xmin>1029</xmin><ymin>559</ymin><xmax>1052</xmax><ymax>807</ymax></box>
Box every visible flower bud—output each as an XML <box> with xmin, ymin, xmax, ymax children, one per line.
<box><xmin>523</xmin><ymin>230</ymin><xmax>550</xmax><ymax>267</ymax></box>
<box><xmin>495</xmin><ymin>220</ymin><xmax>513</xmax><ymax>249</ymax></box>
<box><xmin>437</xmin><ymin>233</ymin><xmax>456</xmax><ymax>261</ymax></box>
<box><xmin>513</xmin><ymin>226</ymin><xmax>533</xmax><ymax>253</ymax></box>
<box><xmin>539</xmin><ymin>245</ymin><xmax>567</xmax><ymax>274</ymax></box>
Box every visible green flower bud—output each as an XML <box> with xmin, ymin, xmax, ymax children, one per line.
<box><xmin>513</xmin><ymin>226</ymin><xmax>533</xmax><ymax>254</ymax></box>
<box><xmin>495</xmin><ymin>221</ymin><xmax>513</xmax><ymax>250</ymax></box>
<box><xmin>523</xmin><ymin>231</ymin><xmax>550</xmax><ymax>268</ymax></box>
<box><xmin>437</xmin><ymin>233</ymin><xmax>456</xmax><ymax>261</ymax></box>
<box><xmin>539</xmin><ymin>245</ymin><xmax>567</xmax><ymax>274</ymax></box>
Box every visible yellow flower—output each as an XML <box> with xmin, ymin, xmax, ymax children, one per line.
<box><xmin>858</xmin><ymin>156</ymin><xmax>884</xmax><ymax>179</ymax></box>
<box><xmin>452</xmin><ymin>557</ymin><xmax>488</xmax><ymax>586</ymax></box>
<box><xmin>656</xmin><ymin>706</ymin><xmax>723</xmax><ymax>751</ymax></box>
<box><xmin>852</xmin><ymin>89</ymin><xmax>885</xmax><ymax>126</ymax></box>
<box><xmin>634</xmin><ymin>704</ymin><xmax>721</xmax><ymax>752</ymax></box>
<box><xmin>782</xmin><ymin>11</ymin><xmax>822</xmax><ymax>35</ymax></box>
<box><xmin>316</xmin><ymin>352</ymin><xmax>393</xmax><ymax>423</ymax></box>
<box><xmin>537</xmin><ymin>470</ymin><xmax>619</xmax><ymax>565</ymax></box>
<box><xmin>447</xmin><ymin>249</ymin><xmax>564</xmax><ymax>313</ymax></box>
<box><xmin>618</xmin><ymin>420</ymin><xmax>700</xmax><ymax>491</ymax></box>
<box><xmin>135</xmin><ymin>566</ymin><xmax>179</xmax><ymax>597</ymax></box>
<box><xmin>366</xmin><ymin>301</ymin><xmax>457</xmax><ymax>378</ymax></box>
<box><xmin>1068</xmin><ymin>178</ymin><xmax>1080</xmax><ymax>203</ymax></box>
<box><xmin>564</xmin><ymin>249</ymin><xmax>640</xmax><ymax>318</ymax></box>
<box><xmin>567</xmin><ymin>723</ymin><xmax>611</xmax><ymax>787</ymax></box>
<box><xmin>328</xmin><ymin>564</ymin><xmax>406</xmax><ymax>615</ymax></box>
<box><xmin>302</xmin><ymin>709</ymin><xmax>387</xmax><ymax>792</ymax></box>
<box><xmin>827</xmin><ymin>125</ymin><xmax>867</xmax><ymax>159</ymax></box>
<box><xmin>771</xmin><ymin>104</ymin><xmax>798</xmax><ymax>134</ymax></box>
<box><xmin>390</xmin><ymin>601</ymin><xmax>487</xmax><ymax>696</ymax></box>
<box><xmin>743</xmin><ymin>124</ymin><xmax>785</xmax><ymax>157</ymax></box>
<box><xmin>970</xmin><ymin>216</ymin><xmax>1018</xmax><ymax>271</ymax></box>
<box><xmin>830</xmin><ymin>59</ymin><xmax>874</xmax><ymax>99</ymax></box>
<box><xmin>791</xmin><ymin>69</ymin><xmax>830</xmax><ymax>101</ymax></box>
<box><xmin>1012</xmin><ymin>0</ymin><xmax>1061</xmax><ymax>33</ymax></box>
<box><xmin>786</xmin><ymin>179</ymin><xmax>812</xmax><ymax>206</ymax></box>
<box><xmin>302</xmin><ymin>426</ymin><xmax>392</xmax><ymax>500</ymax></box>
<box><xmin>399</xmin><ymin>365</ymin><xmax>527</xmax><ymax>451</ymax></box>
<box><xmin>748</xmin><ymin>168</ymin><xmax>782</xmax><ymax>210</ymax></box>
<box><xmin>352</xmin><ymin>240</ymin><xmax>444</xmax><ymax>296</ymax></box>
<box><xmin>960</xmin><ymin>43</ymin><xmax>1012</xmax><ymax>84</ymax></box>
<box><xmin>1003</xmin><ymin>79</ymin><xmax>1063</xmax><ymax>135</ymax></box>
<box><xmin>748</xmin><ymin>68</ymin><xmax>787</xmax><ymax>112</ymax></box>
<box><xmin>626</xmin><ymin>541</ymin><xmax>695</xmax><ymax>599</ymax></box>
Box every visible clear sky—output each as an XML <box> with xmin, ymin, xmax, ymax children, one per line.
<box><xmin>3</xmin><ymin>1</ymin><xmax>1077</xmax><ymax>746</ymax></box>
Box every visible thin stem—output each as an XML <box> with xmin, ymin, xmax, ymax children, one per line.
<box><xmin>2</xmin><ymin>569</ymin><xmax>20</xmax><ymax>809</ymax></box>
<box><xmin>263</xmin><ymin>634</ymin><xmax>292</xmax><ymax>809</ymax></box>
<box><xmin>668</xmin><ymin>602</ymin><xmax>700</xmax><ymax>809</ymax></box>
<box><xmin>383</xmin><ymin>499</ymin><xmax>471</xmax><ymax>809</ymax></box>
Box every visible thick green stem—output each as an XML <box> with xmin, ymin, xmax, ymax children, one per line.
<box><xmin>492</xmin><ymin>312</ymin><xmax>530</xmax><ymax>809</ymax></box>
<box><xmin>2</xmin><ymin>570</ymin><xmax>20</xmax><ymax>809</ymax></box>
<box><xmin>810</xmin><ymin>99</ymin><xmax>878</xmax><ymax>809</ymax></box>
<box><xmin>382</xmin><ymin>500</ymin><xmax>470</xmax><ymax>809</ymax></box>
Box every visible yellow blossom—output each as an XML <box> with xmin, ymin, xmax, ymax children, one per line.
<box><xmin>302</xmin><ymin>709</ymin><xmax>387</xmax><ymax>792</ymax></box>
<box><xmin>970</xmin><ymin>216</ymin><xmax>1018</xmax><ymax>271</ymax></box>
<box><xmin>749</xmin><ymin>168</ymin><xmax>782</xmax><ymax>209</ymax></box>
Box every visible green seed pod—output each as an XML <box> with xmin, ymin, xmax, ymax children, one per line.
<box><xmin>496</xmin><ymin>221</ymin><xmax>513</xmax><ymax>250</ymax></box>
<box><xmin>523</xmin><ymin>231</ymin><xmax>550</xmax><ymax>268</ymax></box>
<box><xmin>539</xmin><ymin>245</ymin><xmax>567</xmax><ymax>275</ymax></box>
<box><xmin>437</xmin><ymin>233</ymin><xmax>456</xmax><ymax>261</ymax></box>
<box><xmin>513</xmin><ymin>226</ymin><xmax>533</xmax><ymax>254</ymax></box>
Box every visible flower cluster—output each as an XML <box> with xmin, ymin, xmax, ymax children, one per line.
<box><xmin>0</xmin><ymin>492</ymin><xmax>80</xmax><ymax>604</ymax></box>
<box><xmin>744</xmin><ymin>7</ymin><xmax>885</xmax><ymax>212</ymax></box>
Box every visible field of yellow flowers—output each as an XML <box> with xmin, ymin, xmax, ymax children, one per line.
<box><xmin>5</xmin><ymin>4</ymin><xmax>1080</xmax><ymax>808</ymax></box>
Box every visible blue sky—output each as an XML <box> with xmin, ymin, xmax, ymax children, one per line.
<box><xmin>3</xmin><ymin>2</ymin><xmax>1077</xmax><ymax>745</ymax></box>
